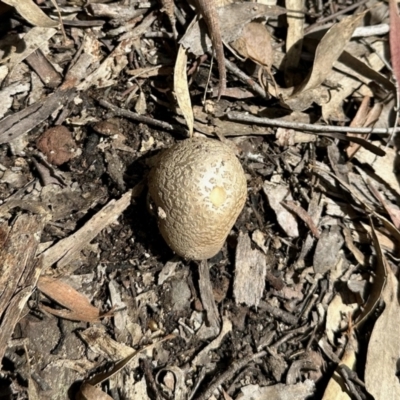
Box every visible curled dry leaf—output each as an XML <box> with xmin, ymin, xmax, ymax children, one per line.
<box><xmin>231</xmin><ymin>22</ymin><xmax>274</xmax><ymax>69</ymax></box>
<box><xmin>180</xmin><ymin>3</ymin><xmax>285</xmax><ymax>57</ymax></box>
<box><xmin>156</xmin><ymin>366</ymin><xmax>187</xmax><ymax>400</ymax></box>
<box><xmin>274</xmin><ymin>12</ymin><xmax>364</xmax><ymax>112</ymax></box>
<box><xmin>2</xmin><ymin>0</ymin><xmax>58</xmax><ymax>27</ymax></box>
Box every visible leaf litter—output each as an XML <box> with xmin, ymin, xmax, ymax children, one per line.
<box><xmin>0</xmin><ymin>0</ymin><xmax>400</xmax><ymax>399</ymax></box>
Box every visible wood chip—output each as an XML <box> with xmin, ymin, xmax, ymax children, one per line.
<box><xmin>234</xmin><ymin>232</ymin><xmax>267</xmax><ymax>307</ymax></box>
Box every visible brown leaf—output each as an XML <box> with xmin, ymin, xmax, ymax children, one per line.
<box><xmin>180</xmin><ymin>3</ymin><xmax>285</xmax><ymax>57</ymax></box>
<box><xmin>231</xmin><ymin>22</ymin><xmax>274</xmax><ymax>69</ymax></box>
<box><xmin>354</xmin><ymin>220</ymin><xmax>387</xmax><ymax>328</ymax></box>
<box><xmin>37</xmin><ymin>276</ymin><xmax>111</xmax><ymax>322</ymax></box>
<box><xmin>346</xmin><ymin>96</ymin><xmax>371</xmax><ymax>159</ymax></box>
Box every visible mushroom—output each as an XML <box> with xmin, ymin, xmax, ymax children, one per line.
<box><xmin>148</xmin><ymin>138</ymin><xmax>247</xmax><ymax>260</ymax></box>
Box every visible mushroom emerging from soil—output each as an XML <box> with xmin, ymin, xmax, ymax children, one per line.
<box><xmin>148</xmin><ymin>138</ymin><xmax>247</xmax><ymax>260</ymax></box>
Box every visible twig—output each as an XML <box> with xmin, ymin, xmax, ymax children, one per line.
<box><xmin>270</xmin><ymin>324</ymin><xmax>310</xmax><ymax>349</ymax></box>
<box><xmin>337</xmin><ymin>365</ymin><xmax>365</xmax><ymax>400</ymax></box>
<box><xmin>353</xmin><ymin>23</ymin><xmax>389</xmax><ymax>38</ymax></box>
<box><xmin>282</xmin><ymin>201</ymin><xmax>320</xmax><ymax>238</ymax></box>
<box><xmin>258</xmin><ymin>301</ymin><xmax>298</xmax><ymax>325</ymax></box>
<box><xmin>227</xmin><ymin>111</ymin><xmax>400</xmax><ymax>135</ymax></box>
<box><xmin>305</xmin><ymin>0</ymin><xmax>369</xmax><ymax>34</ymax></box>
<box><xmin>98</xmin><ymin>99</ymin><xmax>184</xmax><ymax>133</ymax></box>
<box><xmin>140</xmin><ymin>357</ymin><xmax>165</xmax><ymax>400</ymax></box>
<box><xmin>195</xmin><ymin>350</ymin><xmax>267</xmax><ymax>400</ymax></box>
<box><xmin>224</xmin><ymin>57</ymin><xmax>268</xmax><ymax>98</ymax></box>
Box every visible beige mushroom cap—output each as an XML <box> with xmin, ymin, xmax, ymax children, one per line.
<box><xmin>148</xmin><ymin>138</ymin><xmax>247</xmax><ymax>260</ymax></box>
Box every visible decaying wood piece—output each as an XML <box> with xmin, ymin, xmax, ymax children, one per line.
<box><xmin>0</xmin><ymin>89</ymin><xmax>75</xmax><ymax>145</ymax></box>
<box><xmin>313</xmin><ymin>226</ymin><xmax>345</xmax><ymax>274</ymax></box>
<box><xmin>25</xmin><ymin>49</ymin><xmax>62</xmax><ymax>89</ymax></box>
<box><xmin>197</xmin><ymin>260</ymin><xmax>220</xmax><ymax>339</ymax></box>
<box><xmin>41</xmin><ymin>190</ymin><xmax>132</xmax><ymax>276</ymax></box>
<box><xmin>234</xmin><ymin>232</ymin><xmax>267</xmax><ymax>307</ymax></box>
<box><xmin>0</xmin><ymin>215</ymin><xmax>45</xmax><ymax>365</ymax></box>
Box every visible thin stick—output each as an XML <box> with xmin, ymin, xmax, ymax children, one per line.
<box><xmin>195</xmin><ymin>350</ymin><xmax>267</xmax><ymax>400</ymax></box>
<box><xmin>224</xmin><ymin>57</ymin><xmax>268</xmax><ymax>98</ymax></box>
<box><xmin>98</xmin><ymin>99</ymin><xmax>183</xmax><ymax>132</ymax></box>
<box><xmin>227</xmin><ymin>111</ymin><xmax>400</xmax><ymax>135</ymax></box>
<box><xmin>305</xmin><ymin>0</ymin><xmax>369</xmax><ymax>34</ymax></box>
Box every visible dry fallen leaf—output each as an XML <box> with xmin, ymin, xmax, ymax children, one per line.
<box><xmin>321</xmin><ymin>332</ymin><xmax>357</xmax><ymax>400</ymax></box>
<box><xmin>77</xmin><ymin>383</ymin><xmax>113</xmax><ymax>400</ymax></box>
<box><xmin>174</xmin><ymin>45</ymin><xmax>193</xmax><ymax>137</ymax></box>
<box><xmin>296</xmin><ymin>12</ymin><xmax>364</xmax><ymax>94</ymax></box>
<box><xmin>37</xmin><ymin>276</ymin><xmax>112</xmax><ymax>322</ymax></box>
<box><xmin>364</xmin><ymin>222</ymin><xmax>400</xmax><ymax>400</ymax></box>
<box><xmin>355</xmin><ymin>141</ymin><xmax>400</xmax><ymax>195</ymax></box>
<box><xmin>231</xmin><ymin>22</ymin><xmax>274</xmax><ymax>69</ymax></box>
<box><xmin>157</xmin><ymin>366</ymin><xmax>187</xmax><ymax>400</ymax></box>
<box><xmin>346</xmin><ymin>96</ymin><xmax>372</xmax><ymax>159</ymax></box>
<box><xmin>180</xmin><ymin>3</ymin><xmax>285</xmax><ymax>57</ymax></box>
<box><xmin>279</xmin><ymin>11</ymin><xmax>366</xmax><ymax>111</ymax></box>
<box><xmin>263</xmin><ymin>181</ymin><xmax>299</xmax><ymax>237</ymax></box>
<box><xmin>2</xmin><ymin>0</ymin><xmax>58</xmax><ymax>27</ymax></box>
<box><xmin>85</xmin><ymin>334</ymin><xmax>175</xmax><ymax>387</ymax></box>
<box><xmin>325</xmin><ymin>294</ymin><xmax>358</xmax><ymax>345</ymax></box>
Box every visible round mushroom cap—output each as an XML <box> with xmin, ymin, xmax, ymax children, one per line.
<box><xmin>148</xmin><ymin>138</ymin><xmax>247</xmax><ymax>260</ymax></box>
